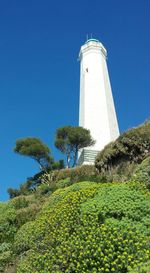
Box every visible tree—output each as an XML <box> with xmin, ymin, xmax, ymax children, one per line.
<box><xmin>14</xmin><ymin>137</ymin><xmax>52</xmax><ymax>170</ymax></box>
<box><xmin>7</xmin><ymin>188</ymin><xmax>21</xmax><ymax>199</ymax></box>
<box><xmin>55</xmin><ymin>126</ymin><xmax>95</xmax><ymax>168</ymax></box>
<box><xmin>7</xmin><ymin>157</ymin><xmax>65</xmax><ymax>199</ymax></box>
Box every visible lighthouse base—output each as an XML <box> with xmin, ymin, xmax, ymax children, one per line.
<box><xmin>78</xmin><ymin>149</ymin><xmax>99</xmax><ymax>166</ymax></box>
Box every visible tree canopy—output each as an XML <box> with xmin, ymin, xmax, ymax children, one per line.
<box><xmin>55</xmin><ymin>126</ymin><xmax>95</xmax><ymax>167</ymax></box>
<box><xmin>14</xmin><ymin>137</ymin><xmax>52</xmax><ymax>170</ymax></box>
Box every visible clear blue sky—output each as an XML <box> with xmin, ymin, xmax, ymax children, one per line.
<box><xmin>0</xmin><ymin>0</ymin><xmax>150</xmax><ymax>200</ymax></box>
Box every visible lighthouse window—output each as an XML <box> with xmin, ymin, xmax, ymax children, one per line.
<box><xmin>86</xmin><ymin>68</ymin><xmax>88</xmax><ymax>72</ymax></box>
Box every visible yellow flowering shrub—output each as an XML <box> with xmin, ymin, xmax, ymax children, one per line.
<box><xmin>14</xmin><ymin>182</ymin><xmax>150</xmax><ymax>273</ymax></box>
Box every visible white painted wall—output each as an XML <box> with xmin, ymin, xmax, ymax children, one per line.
<box><xmin>79</xmin><ymin>39</ymin><xmax>119</xmax><ymax>159</ymax></box>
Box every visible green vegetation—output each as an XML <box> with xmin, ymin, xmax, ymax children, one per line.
<box><xmin>55</xmin><ymin>126</ymin><xmax>95</xmax><ymax>167</ymax></box>
<box><xmin>131</xmin><ymin>156</ymin><xmax>150</xmax><ymax>190</ymax></box>
<box><xmin>0</xmin><ymin>194</ymin><xmax>45</xmax><ymax>273</ymax></box>
<box><xmin>1</xmin><ymin>182</ymin><xmax>150</xmax><ymax>273</ymax></box>
<box><xmin>0</xmin><ymin>121</ymin><xmax>150</xmax><ymax>272</ymax></box>
<box><xmin>95</xmin><ymin>121</ymin><xmax>150</xmax><ymax>181</ymax></box>
<box><xmin>129</xmin><ymin>261</ymin><xmax>150</xmax><ymax>273</ymax></box>
<box><xmin>14</xmin><ymin>137</ymin><xmax>53</xmax><ymax>170</ymax></box>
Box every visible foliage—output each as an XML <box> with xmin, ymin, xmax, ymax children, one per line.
<box><xmin>131</xmin><ymin>156</ymin><xmax>150</xmax><ymax>190</ymax></box>
<box><xmin>51</xmin><ymin>159</ymin><xmax>65</xmax><ymax>170</ymax></box>
<box><xmin>56</xmin><ymin>178</ymin><xmax>72</xmax><ymax>189</ymax></box>
<box><xmin>13</xmin><ymin>182</ymin><xmax>150</xmax><ymax>273</ymax></box>
<box><xmin>15</xmin><ymin>203</ymin><xmax>41</xmax><ymax>227</ymax></box>
<box><xmin>14</xmin><ymin>137</ymin><xmax>53</xmax><ymax>170</ymax></box>
<box><xmin>53</xmin><ymin>165</ymin><xmax>98</xmax><ymax>183</ymax></box>
<box><xmin>0</xmin><ymin>193</ymin><xmax>46</xmax><ymax>272</ymax></box>
<box><xmin>7</xmin><ymin>159</ymin><xmax>64</xmax><ymax>199</ymax></box>
<box><xmin>0</xmin><ymin>203</ymin><xmax>16</xmax><ymax>243</ymax></box>
<box><xmin>1</xmin><ymin>121</ymin><xmax>150</xmax><ymax>272</ymax></box>
<box><xmin>10</xmin><ymin>196</ymin><xmax>29</xmax><ymax>210</ymax></box>
<box><xmin>0</xmin><ymin>203</ymin><xmax>17</xmax><ymax>272</ymax></box>
<box><xmin>52</xmin><ymin>165</ymin><xmax>110</xmax><ymax>189</ymax></box>
<box><xmin>7</xmin><ymin>184</ymin><xmax>32</xmax><ymax>200</ymax></box>
<box><xmin>7</xmin><ymin>188</ymin><xmax>21</xmax><ymax>199</ymax></box>
<box><xmin>81</xmin><ymin>183</ymin><xmax>150</xmax><ymax>236</ymax></box>
<box><xmin>129</xmin><ymin>261</ymin><xmax>150</xmax><ymax>273</ymax></box>
<box><xmin>35</xmin><ymin>182</ymin><xmax>57</xmax><ymax>197</ymax></box>
<box><xmin>95</xmin><ymin>121</ymin><xmax>150</xmax><ymax>178</ymax></box>
<box><xmin>7</xmin><ymin>164</ymin><xmax>108</xmax><ymax>200</ymax></box>
<box><xmin>0</xmin><ymin>243</ymin><xmax>12</xmax><ymax>273</ymax></box>
<box><xmin>10</xmin><ymin>195</ymin><xmax>44</xmax><ymax>227</ymax></box>
<box><xmin>55</xmin><ymin>126</ymin><xmax>95</xmax><ymax>167</ymax></box>
<box><xmin>7</xmin><ymin>180</ymin><xmax>35</xmax><ymax>199</ymax></box>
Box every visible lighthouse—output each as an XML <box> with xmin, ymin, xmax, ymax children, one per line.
<box><xmin>78</xmin><ymin>38</ymin><xmax>119</xmax><ymax>165</ymax></box>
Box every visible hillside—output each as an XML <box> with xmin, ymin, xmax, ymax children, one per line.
<box><xmin>0</xmin><ymin>121</ymin><xmax>150</xmax><ymax>273</ymax></box>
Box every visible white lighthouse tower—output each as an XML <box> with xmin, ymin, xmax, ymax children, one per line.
<box><xmin>78</xmin><ymin>38</ymin><xmax>119</xmax><ymax>165</ymax></box>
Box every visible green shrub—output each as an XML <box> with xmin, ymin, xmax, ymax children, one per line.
<box><xmin>53</xmin><ymin>165</ymin><xmax>97</xmax><ymax>183</ymax></box>
<box><xmin>0</xmin><ymin>243</ymin><xmax>12</xmax><ymax>272</ymax></box>
<box><xmin>81</xmin><ymin>183</ymin><xmax>150</xmax><ymax>235</ymax></box>
<box><xmin>40</xmin><ymin>182</ymin><xmax>100</xmax><ymax>214</ymax></box>
<box><xmin>14</xmin><ymin>221</ymin><xmax>36</xmax><ymax>254</ymax></box>
<box><xmin>35</xmin><ymin>182</ymin><xmax>56</xmax><ymax>196</ymax></box>
<box><xmin>15</xmin><ymin>203</ymin><xmax>41</xmax><ymax>227</ymax></box>
<box><xmin>9</xmin><ymin>194</ymin><xmax>44</xmax><ymax>227</ymax></box>
<box><xmin>129</xmin><ymin>260</ymin><xmax>150</xmax><ymax>273</ymax></box>
<box><xmin>0</xmin><ymin>251</ymin><xmax>12</xmax><ymax>273</ymax></box>
<box><xmin>17</xmin><ymin>226</ymin><xmax>149</xmax><ymax>273</ymax></box>
<box><xmin>52</xmin><ymin>165</ymin><xmax>110</xmax><ymax>187</ymax></box>
<box><xmin>0</xmin><ymin>203</ymin><xmax>16</xmax><ymax>243</ymax></box>
<box><xmin>131</xmin><ymin>156</ymin><xmax>150</xmax><ymax>190</ymax></box>
<box><xmin>15</xmin><ymin>182</ymin><xmax>150</xmax><ymax>273</ymax></box>
<box><xmin>10</xmin><ymin>196</ymin><xmax>29</xmax><ymax>209</ymax></box>
<box><xmin>56</xmin><ymin>178</ymin><xmax>72</xmax><ymax>188</ymax></box>
<box><xmin>95</xmin><ymin>121</ymin><xmax>150</xmax><ymax>179</ymax></box>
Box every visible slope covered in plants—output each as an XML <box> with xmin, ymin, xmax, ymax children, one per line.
<box><xmin>95</xmin><ymin>121</ymin><xmax>150</xmax><ymax>181</ymax></box>
<box><xmin>0</xmin><ymin>121</ymin><xmax>150</xmax><ymax>273</ymax></box>
<box><xmin>11</xmin><ymin>181</ymin><xmax>150</xmax><ymax>273</ymax></box>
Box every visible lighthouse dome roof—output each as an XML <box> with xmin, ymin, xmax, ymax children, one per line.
<box><xmin>86</xmin><ymin>38</ymin><xmax>99</xmax><ymax>43</ymax></box>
